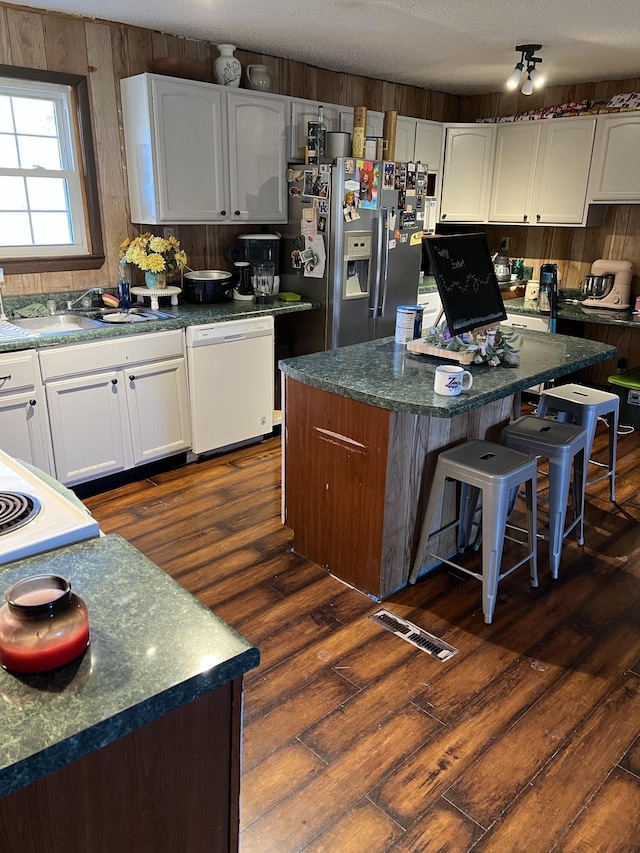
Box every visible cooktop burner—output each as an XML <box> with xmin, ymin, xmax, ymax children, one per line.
<box><xmin>0</xmin><ymin>492</ymin><xmax>41</xmax><ymax>536</ymax></box>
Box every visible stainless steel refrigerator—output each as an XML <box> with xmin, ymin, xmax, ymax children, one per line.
<box><xmin>279</xmin><ymin>157</ymin><xmax>425</xmax><ymax>354</ymax></box>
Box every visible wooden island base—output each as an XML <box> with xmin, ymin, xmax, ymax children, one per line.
<box><xmin>284</xmin><ymin>377</ymin><xmax>514</xmax><ymax>599</ymax></box>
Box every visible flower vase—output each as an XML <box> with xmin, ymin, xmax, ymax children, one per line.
<box><xmin>213</xmin><ymin>44</ymin><xmax>241</xmax><ymax>87</ymax></box>
<box><xmin>145</xmin><ymin>270</ymin><xmax>167</xmax><ymax>290</ymax></box>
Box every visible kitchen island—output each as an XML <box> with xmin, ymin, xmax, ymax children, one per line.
<box><xmin>280</xmin><ymin>329</ymin><xmax>616</xmax><ymax>599</ymax></box>
<box><xmin>0</xmin><ymin>535</ymin><xmax>259</xmax><ymax>853</ymax></box>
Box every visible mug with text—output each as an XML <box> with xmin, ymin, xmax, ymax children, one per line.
<box><xmin>434</xmin><ymin>364</ymin><xmax>473</xmax><ymax>396</ymax></box>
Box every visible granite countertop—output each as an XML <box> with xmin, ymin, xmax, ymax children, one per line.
<box><xmin>279</xmin><ymin>329</ymin><xmax>616</xmax><ymax>417</ymax></box>
<box><xmin>0</xmin><ymin>534</ymin><xmax>259</xmax><ymax>798</ymax></box>
<box><xmin>0</xmin><ymin>297</ymin><xmax>317</xmax><ymax>354</ymax></box>
<box><xmin>506</xmin><ymin>294</ymin><xmax>640</xmax><ymax>328</ymax></box>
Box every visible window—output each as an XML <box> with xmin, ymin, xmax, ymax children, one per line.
<box><xmin>0</xmin><ymin>65</ymin><xmax>104</xmax><ymax>274</ymax></box>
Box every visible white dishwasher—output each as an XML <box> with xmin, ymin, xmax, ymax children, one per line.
<box><xmin>185</xmin><ymin>316</ymin><xmax>274</xmax><ymax>454</ymax></box>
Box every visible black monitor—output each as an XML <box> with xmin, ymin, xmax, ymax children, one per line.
<box><xmin>424</xmin><ymin>233</ymin><xmax>507</xmax><ymax>336</ymax></box>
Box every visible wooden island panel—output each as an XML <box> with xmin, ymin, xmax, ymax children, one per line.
<box><xmin>284</xmin><ymin>377</ymin><xmax>514</xmax><ymax>599</ymax></box>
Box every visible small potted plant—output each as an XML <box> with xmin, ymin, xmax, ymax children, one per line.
<box><xmin>119</xmin><ymin>233</ymin><xmax>188</xmax><ymax>289</ymax></box>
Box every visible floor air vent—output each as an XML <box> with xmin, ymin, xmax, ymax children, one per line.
<box><xmin>369</xmin><ymin>609</ymin><xmax>458</xmax><ymax>661</ymax></box>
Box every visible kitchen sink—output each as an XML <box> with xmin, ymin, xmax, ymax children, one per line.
<box><xmin>11</xmin><ymin>307</ymin><xmax>177</xmax><ymax>335</ymax></box>
<box><xmin>11</xmin><ymin>312</ymin><xmax>103</xmax><ymax>333</ymax></box>
<box><xmin>81</xmin><ymin>307</ymin><xmax>177</xmax><ymax>324</ymax></box>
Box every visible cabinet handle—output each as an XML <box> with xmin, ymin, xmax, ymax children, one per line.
<box><xmin>111</xmin><ymin>378</ymin><xmax>118</xmax><ymax>385</ymax></box>
<box><xmin>234</xmin><ymin>210</ymin><xmax>241</xmax><ymax>216</ymax></box>
<box><xmin>129</xmin><ymin>374</ymin><xmax>136</xmax><ymax>381</ymax></box>
<box><xmin>220</xmin><ymin>210</ymin><xmax>227</xmax><ymax>216</ymax></box>
<box><xmin>441</xmin><ymin>213</ymin><xmax>447</xmax><ymax>219</ymax></box>
<box><xmin>523</xmin><ymin>215</ymin><xmax>528</xmax><ymax>222</ymax></box>
<box><xmin>29</xmin><ymin>399</ymin><xmax>36</xmax><ymax>406</ymax></box>
<box><xmin>536</xmin><ymin>214</ymin><xmax>541</xmax><ymax>222</ymax></box>
<box><xmin>0</xmin><ymin>374</ymin><xmax>12</xmax><ymax>381</ymax></box>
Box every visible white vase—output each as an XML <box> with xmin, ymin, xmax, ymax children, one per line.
<box><xmin>213</xmin><ymin>44</ymin><xmax>241</xmax><ymax>88</ymax></box>
<box><xmin>246</xmin><ymin>64</ymin><xmax>271</xmax><ymax>92</ymax></box>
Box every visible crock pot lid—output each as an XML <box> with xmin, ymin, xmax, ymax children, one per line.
<box><xmin>184</xmin><ymin>270</ymin><xmax>233</xmax><ymax>280</ymax></box>
<box><xmin>238</xmin><ymin>234</ymin><xmax>281</xmax><ymax>240</ymax></box>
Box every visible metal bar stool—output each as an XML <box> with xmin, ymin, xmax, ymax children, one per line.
<box><xmin>408</xmin><ymin>440</ymin><xmax>538</xmax><ymax>625</ymax></box>
<box><xmin>501</xmin><ymin>415</ymin><xmax>587</xmax><ymax>579</ymax></box>
<box><xmin>536</xmin><ymin>383</ymin><xmax>619</xmax><ymax>502</ymax></box>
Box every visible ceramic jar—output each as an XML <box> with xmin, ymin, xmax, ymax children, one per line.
<box><xmin>0</xmin><ymin>574</ymin><xmax>90</xmax><ymax>673</ymax></box>
<box><xmin>246</xmin><ymin>64</ymin><xmax>271</xmax><ymax>92</ymax></box>
<box><xmin>213</xmin><ymin>44</ymin><xmax>241</xmax><ymax>87</ymax></box>
<box><xmin>145</xmin><ymin>270</ymin><xmax>167</xmax><ymax>290</ymax></box>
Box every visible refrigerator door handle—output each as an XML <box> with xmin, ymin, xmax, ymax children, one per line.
<box><xmin>371</xmin><ymin>208</ymin><xmax>387</xmax><ymax>319</ymax></box>
<box><xmin>379</xmin><ymin>207</ymin><xmax>390</xmax><ymax>317</ymax></box>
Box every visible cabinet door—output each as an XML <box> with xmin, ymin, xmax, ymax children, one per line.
<box><xmin>440</xmin><ymin>126</ymin><xmax>495</xmax><ymax>222</ymax></box>
<box><xmin>227</xmin><ymin>91</ymin><xmax>287</xmax><ymax>222</ymax></box>
<box><xmin>532</xmin><ymin>117</ymin><xmax>596</xmax><ymax>224</ymax></box>
<box><xmin>289</xmin><ymin>99</ymin><xmax>340</xmax><ymax>161</ymax></box>
<box><xmin>488</xmin><ymin>123</ymin><xmax>540</xmax><ymax>223</ymax></box>
<box><xmin>339</xmin><ymin>109</ymin><xmax>384</xmax><ymax>139</ymax></box>
<box><xmin>414</xmin><ymin>120</ymin><xmax>443</xmax><ymax>171</ymax></box>
<box><xmin>46</xmin><ymin>371</ymin><xmax>131</xmax><ymax>486</ymax></box>
<box><xmin>126</xmin><ymin>358</ymin><xmax>191</xmax><ymax>466</ymax></box>
<box><xmin>150</xmin><ymin>77</ymin><xmax>228</xmax><ymax>223</ymax></box>
<box><xmin>588</xmin><ymin>114</ymin><xmax>640</xmax><ymax>202</ymax></box>
<box><xmin>0</xmin><ymin>392</ymin><xmax>54</xmax><ymax>474</ymax></box>
<box><xmin>0</xmin><ymin>352</ymin><xmax>54</xmax><ymax>474</ymax></box>
<box><xmin>395</xmin><ymin>117</ymin><xmax>417</xmax><ymax>162</ymax></box>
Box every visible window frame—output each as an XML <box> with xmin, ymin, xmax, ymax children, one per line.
<box><xmin>0</xmin><ymin>64</ymin><xmax>104</xmax><ymax>275</ymax></box>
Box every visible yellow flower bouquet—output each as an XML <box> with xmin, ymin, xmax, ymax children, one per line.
<box><xmin>119</xmin><ymin>233</ymin><xmax>188</xmax><ymax>289</ymax></box>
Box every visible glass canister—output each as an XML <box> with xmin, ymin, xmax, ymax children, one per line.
<box><xmin>0</xmin><ymin>575</ymin><xmax>90</xmax><ymax>673</ymax></box>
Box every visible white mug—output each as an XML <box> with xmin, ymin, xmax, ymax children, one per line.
<box><xmin>434</xmin><ymin>364</ymin><xmax>473</xmax><ymax>396</ymax></box>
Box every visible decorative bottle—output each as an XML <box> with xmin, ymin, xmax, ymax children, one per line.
<box><xmin>307</xmin><ymin>105</ymin><xmax>327</xmax><ymax>165</ymax></box>
<box><xmin>118</xmin><ymin>260</ymin><xmax>132</xmax><ymax>311</ymax></box>
<box><xmin>213</xmin><ymin>44</ymin><xmax>242</xmax><ymax>87</ymax></box>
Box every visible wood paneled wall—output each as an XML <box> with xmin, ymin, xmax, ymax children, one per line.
<box><xmin>0</xmin><ymin>2</ymin><xmax>458</xmax><ymax>297</ymax></box>
<box><xmin>2</xmin><ymin>1</ymin><xmax>638</xmax><ymax>305</ymax></box>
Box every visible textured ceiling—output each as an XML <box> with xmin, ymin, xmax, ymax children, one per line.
<box><xmin>12</xmin><ymin>0</ymin><xmax>640</xmax><ymax>95</ymax></box>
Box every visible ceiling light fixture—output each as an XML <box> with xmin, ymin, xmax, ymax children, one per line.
<box><xmin>506</xmin><ymin>44</ymin><xmax>543</xmax><ymax>95</ymax></box>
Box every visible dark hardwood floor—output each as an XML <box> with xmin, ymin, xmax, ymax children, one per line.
<box><xmin>84</xmin><ymin>418</ymin><xmax>640</xmax><ymax>853</ymax></box>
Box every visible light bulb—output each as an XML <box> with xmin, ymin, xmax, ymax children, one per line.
<box><xmin>506</xmin><ymin>62</ymin><xmax>524</xmax><ymax>90</ymax></box>
<box><xmin>529</xmin><ymin>66</ymin><xmax>545</xmax><ymax>88</ymax></box>
<box><xmin>521</xmin><ymin>75</ymin><xmax>534</xmax><ymax>96</ymax></box>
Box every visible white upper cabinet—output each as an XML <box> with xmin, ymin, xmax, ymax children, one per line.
<box><xmin>439</xmin><ymin>125</ymin><xmax>496</xmax><ymax>222</ymax></box>
<box><xmin>121</xmin><ymin>73</ymin><xmax>288</xmax><ymax>224</ymax></box>
<box><xmin>488</xmin><ymin>123</ymin><xmax>541</xmax><ymax>223</ymax></box>
<box><xmin>588</xmin><ymin>113</ymin><xmax>640</xmax><ymax>202</ymax></box>
<box><xmin>394</xmin><ymin>117</ymin><xmax>417</xmax><ymax>162</ymax></box>
<box><xmin>489</xmin><ymin>117</ymin><xmax>595</xmax><ymax>225</ymax></box>
<box><xmin>339</xmin><ymin>108</ymin><xmax>384</xmax><ymax>140</ymax></box>
<box><xmin>488</xmin><ymin>117</ymin><xmax>595</xmax><ymax>225</ymax></box>
<box><xmin>289</xmin><ymin>98</ymin><xmax>341</xmax><ymax>161</ymax></box>
<box><xmin>227</xmin><ymin>91</ymin><xmax>288</xmax><ymax>223</ymax></box>
<box><xmin>414</xmin><ymin>120</ymin><xmax>443</xmax><ymax>171</ymax></box>
<box><xmin>532</xmin><ymin>117</ymin><xmax>596</xmax><ymax>224</ymax></box>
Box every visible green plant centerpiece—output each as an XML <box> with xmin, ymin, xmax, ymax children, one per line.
<box><xmin>418</xmin><ymin>321</ymin><xmax>521</xmax><ymax>367</ymax></box>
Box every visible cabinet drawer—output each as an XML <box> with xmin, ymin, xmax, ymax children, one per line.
<box><xmin>0</xmin><ymin>352</ymin><xmax>39</xmax><ymax>393</ymax></box>
<box><xmin>39</xmin><ymin>331</ymin><xmax>185</xmax><ymax>380</ymax></box>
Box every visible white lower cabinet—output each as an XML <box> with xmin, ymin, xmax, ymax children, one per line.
<box><xmin>0</xmin><ymin>351</ymin><xmax>54</xmax><ymax>474</ymax></box>
<box><xmin>39</xmin><ymin>331</ymin><xmax>191</xmax><ymax>486</ymax></box>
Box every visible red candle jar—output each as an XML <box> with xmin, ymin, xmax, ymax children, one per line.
<box><xmin>0</xmin><ymin>575</ymin><xmax>90</xmax><ymax>673</ymax></box>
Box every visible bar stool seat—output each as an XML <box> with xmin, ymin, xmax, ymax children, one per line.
<box><xmin>501</xmin><ymin>415</ymin><xmax>587</xmax><ymax>579</ymax></box>
<box><xmin>536</xmin><ymin>383</ymin><xmax>619</xmax><ymax>502</ymax></box>
<box><xmin>409</xmin><ymin>439</ymin><xmax>538</xmax><ymax>625</ymax></box>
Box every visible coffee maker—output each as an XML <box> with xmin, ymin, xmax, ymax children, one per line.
<box><xmin>581</xmin><ymin>259</ymin><xmax>633</xmax><ymax>310</ymax></box>
<box><xmin>225</xmin><ymin>233</ymin><xmax>281</xmax><ymax>294</ymax></box>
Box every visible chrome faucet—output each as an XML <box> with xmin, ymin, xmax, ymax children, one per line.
<box><xmin>66</xmin><ymin>287</ymin><xmax>104</xmax><ymax>310</ymax></box>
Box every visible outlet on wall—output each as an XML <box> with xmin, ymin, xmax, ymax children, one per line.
<box><xmin>164</xmin><ymin>227</ymin><xmax>176</xmax><ymax>238</ymax></box>
<box><xmin>499</xmin><ymin>237</ymin><xmax>510</xmax><ymax>251</ymax></box>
